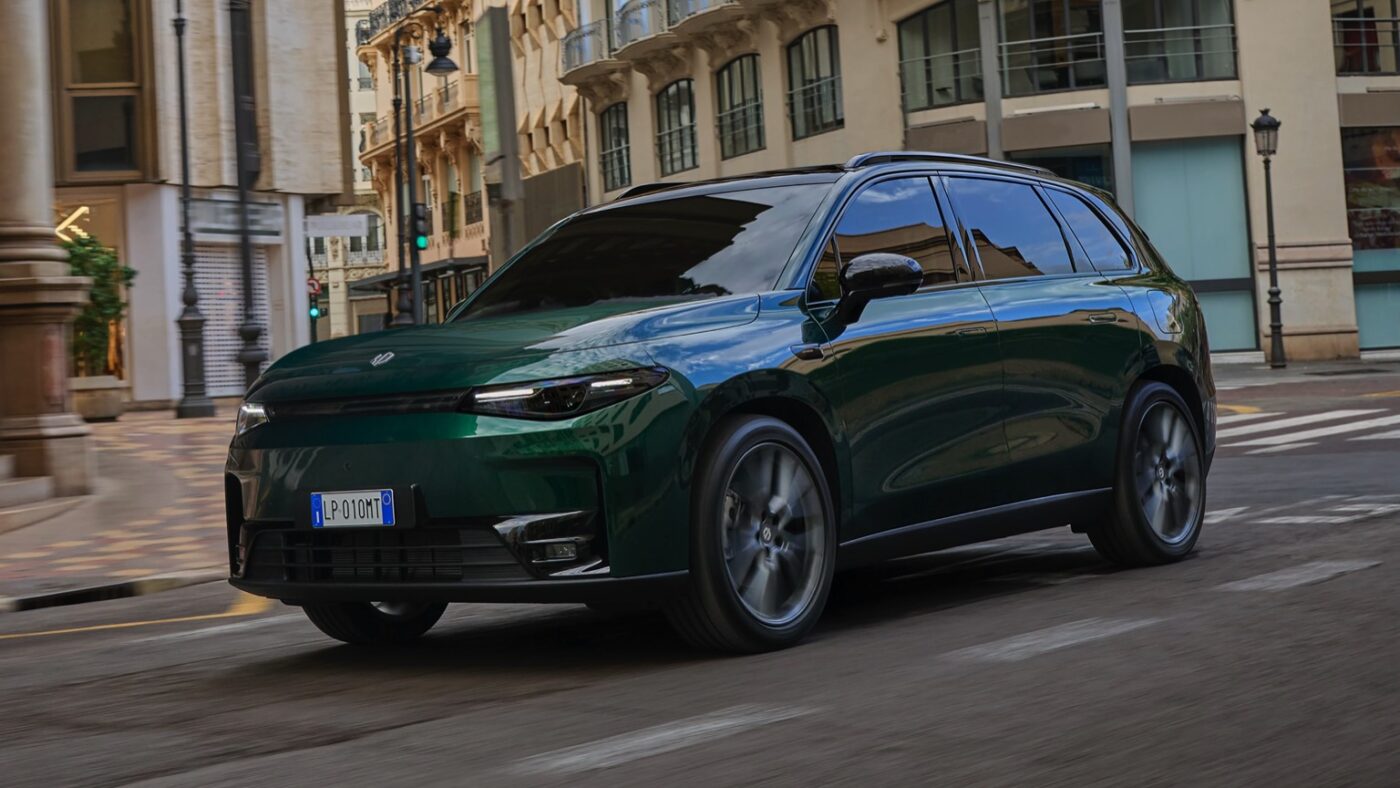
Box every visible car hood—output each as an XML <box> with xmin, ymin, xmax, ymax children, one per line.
<box><xmin>250</xmin><ymin>295</ymin><xmax>760</xmax><ymax>402</ymax></box>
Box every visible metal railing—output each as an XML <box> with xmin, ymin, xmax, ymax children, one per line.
<box><xmin>717</xmin><ymin>99</ymin><xmax>764</xmax><ymax>159</ymax></box>
<box><xmin>563</xmin><ymin>19</ymin><xmax>612</xmax><ymax>72</ymax></box>
<box><xmin>439</xmin><ymin>80</ymin><xmax>460</xmax><ymax>113</ymax></box>
<box><xmin>657</xmin><ymin>124</ymin><xmax>697</xmax><ymax>176</ymax></box>
<box><xmin>1334</xmin><ymin>16</ymin><xmax>1400</xmax><ymax>75</ymax></box>
<box><xmin>310</xmin><ymin>251</ymin><xmax>328</xmax><ymax>266</ymax></box>
<box><xmin>900</xmin><ymin>46</ymin><xmax>983</xmax><ymax>112</ymax></box>
<box><xmin>415</xmin><ymin>94</ymin><xmax>435</xmax><ymax>123</ymax></box>
<box><xmin>464</xmin><ymin>191</ymin><xmax>484</xmax><ymax>224</ymax></box>
<box><xmin>369</xmin><ymin>116</ymin><xmax>391</xmax><ymax>147</ymax></box>
<box><xmin>788</xmin><ymin>75</ymin><xmax>844</xmax><ymax>140</ymax></box>
<box><xmin>348</xmin><ymin>249</ymin><xmax>385</xmax><ymax>265</ymax></box>
<box><xmin>358</xmin><ymin>76</ymin><xmax>374</xmax><ymax>90</ymax></box>
<box><xmin>601</xmin><ymin>144</ymin><xmax>631</xmax><ymax>192</ymax></box>
<box><xmin>1000</xmin><ymin>31</ymin><xmax>1106</xmax><ymax>96</ymax></box>
<box><xmin>667</xmin><ymin>0</ymin><xmax>736</xmax><ymax>27</ymax></box>
<box><xmin>1124</xmin><ymin>23</ymin><xmax>1237</xmax><ymax>84</ymax></box>
<box><xmin>615</xmin><ymin>0</ymin><xmax>666</xmax><ymax>51</ymax></box>
<box><xmin>362</xmin><ymin>0</ymin><xmax>431</xmax><ymax>44</ymax></box>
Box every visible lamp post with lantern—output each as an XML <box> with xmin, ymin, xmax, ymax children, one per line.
<box><xmin>1251</xmin><ymin>108</ymin><xmax>1286</xmax><ymax>370</ymax></box>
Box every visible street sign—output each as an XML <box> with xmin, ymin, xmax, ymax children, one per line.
<box><xmin>305</xmin><ymin>214</ymin><xmax>369</xmax><ymax>238</ymax></box>
<box><xmin>307</xmin><ymin>277</ymin><xmax>322</xmax><ymax>296</ymax></box>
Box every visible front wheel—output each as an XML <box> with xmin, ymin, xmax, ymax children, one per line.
<box><xmin>665</xmin><ymin>415</ymin><xmax>836</xmax><ymax>653</ymax></box>
<box><xmin>301</xmin><ymin>600</ymin><xmax>446</xmax><ymax>645</ymax></box>
<box><xmin>1089</xmin><ymin>382</ymin><xmax>1206</xmax><ymax>566</ymax></box>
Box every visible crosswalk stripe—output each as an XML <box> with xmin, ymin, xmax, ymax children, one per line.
<box><xmin>946</xmin><ymin>617</ymin><xmax>1162</xmax><ymax>662</ymax></box>
<box><xmin>1217</xmin><ymin>560</ymin><xmax>1378</xmax><ymax>591</ymax></box>
<box><xmin>1246</xmin><ymin>442</ymin><xmax>1316</xmax><ymax>455</ymax></box>
<box><xmin>1351</xmin><ymin>429</ymin><xmax>1400</xmax><ymax>441</ymax></box>
<box><xmin>1225</xmin><ymin>413</ymin><xmax>1400</xmax><ymax>447</ymax></box>
<box><xmin>1217</xmin><ymin>412</ymin><xmax>1281</xmax><ymax>426</ymax></box>
<box><xmin>1215</xmin><ymin>409</ymin><xmax>1381</xmax><ymax>440</ymax></box>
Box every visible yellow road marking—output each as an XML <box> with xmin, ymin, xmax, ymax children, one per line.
<box><xmin>1362</xmin><ymin>390</ymin><xmax>1400</xmax><ymax>399</ymax></box>
<box><xmin>1218</xmin><ymin>404</ymin><xmax>1261</xmax><ymax>415</ymax></box>
<box><xmin>0</xmin><ymin>592</ymin><xmax>271</xmax><ymax>641</ymax></box>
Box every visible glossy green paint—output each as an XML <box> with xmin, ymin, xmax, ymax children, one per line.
<box><xmin>227</xmin><ymin>160</ymin><xmax>1214</xmax><ymax>597</ymax></box>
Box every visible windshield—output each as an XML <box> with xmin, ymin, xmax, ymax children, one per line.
<box><xmin>456</xmin><ymin>184</ymin><xmax>828</xmax><ymax>321</ymax></box>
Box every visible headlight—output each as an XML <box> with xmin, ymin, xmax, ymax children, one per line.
<box><xmin>235</xmin><ymin>401</ymin><xmax>269</xmax><ymax>436</ymax></box>
<box><xmin>461</xmin><ymin>368</ymin><xmax>668</xmax><ymax>420</ymax></box>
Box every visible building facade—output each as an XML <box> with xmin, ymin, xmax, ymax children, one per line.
<box><xmin>354</xmin><ymin>0</ymin><xmax>585</xmax><ymax>323</ymax></box>
<box><xmin>562</xmin><ymin>0</ymin><xmax>1400</xmax><ymax>360</ymax></box>
<box><xmin>50</xmin><ymin>0</ymin><xmax>347</xmax><ymax>402</ymax></box>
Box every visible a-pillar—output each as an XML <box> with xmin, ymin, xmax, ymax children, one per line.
<box><xmin>0</xmin><ymin>1</ymin><xmax>95</xmax><ymax>494</ymax></box>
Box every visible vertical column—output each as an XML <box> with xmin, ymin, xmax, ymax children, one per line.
<box><xmin>0</xmin><ymin>1</ymin><xmax>95</xmax><ymax>495</ymax></box>
<box><xmin>977</xmin><ymin>0</ymin><xmax>1004</xmax><ymax>159</ymax></box>
<box><xmin>1102</xmin><ymin>0</ymin><xmax>1135</xmax><ymax>216</ymax></box>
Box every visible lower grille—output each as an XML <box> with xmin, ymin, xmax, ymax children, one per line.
<box><xmin>243</xmin><ymin>527</ymin><xmax>529</xmax><ymax>583</ymax></box>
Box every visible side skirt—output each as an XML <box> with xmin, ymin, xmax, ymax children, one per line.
<box><xmin>836</xmin><ymin>489</ymin><xmax>1113</xmax><ymax>570</ymax></box>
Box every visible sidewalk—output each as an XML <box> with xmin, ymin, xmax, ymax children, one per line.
<box><xmin>1212</xmin><ymin>356</ymin><xmax>1400</xmax><ymax>390</ymax></box>
<box><xmin>0</xmin><ymin>410</ymin><xmax>232</xmax><ymax>601</ymax></box>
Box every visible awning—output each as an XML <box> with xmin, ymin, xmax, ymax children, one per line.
<box><xmin>349</xmin><ymin>255</ymin><xmax>488</xmax><ymax>295</ymax></box>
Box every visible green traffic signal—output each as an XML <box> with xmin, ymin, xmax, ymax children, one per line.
<box><xmin>415</xmin><ymin>235</ymin><xmax>429</xmax><ymax>251</ymax></box>
<box><xmin>309</xmin><ymin>305</ymin><xmax>322</xmax><ymax>319</ymax></box>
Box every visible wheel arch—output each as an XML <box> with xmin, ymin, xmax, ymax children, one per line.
<box><xmin>1135</xmin><ymin>362</ymin><xmax>1205</xmax><ymax>436</ymax></box>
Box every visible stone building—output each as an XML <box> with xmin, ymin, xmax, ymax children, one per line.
<box><xmin>562</xmin><ymin>0</ymin><xmax>1400</xmax><ymax>360</ymax></box>
<box><xmin>353</xmin><ymin>0</ymin><xmax>586</xmax><ymax>322</ymax></box>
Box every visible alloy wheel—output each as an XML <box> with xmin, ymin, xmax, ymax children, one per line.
<box><xmin>1133</xmin><ymin>401</ymin><xmax>1203</xmax><ymax>545</ymax></box>
<box><xmin>719</xmin><ymin>441</ymin><xmax>828</xmax><ymax>627</ymax></box>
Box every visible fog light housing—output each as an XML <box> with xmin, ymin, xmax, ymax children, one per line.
<box><xmin>541</xmin><ymin>542</ymin><xmax>578</xmax><ymax>562</ymax></box>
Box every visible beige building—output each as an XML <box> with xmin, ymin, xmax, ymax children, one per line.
<box><xmin>354</xmin><ymin>0</ymin><xmax>585</xmax><ymax>323</ymax></box>
<box><xmin>562</xmin><ymin>0</ymin><xmax>1400</xmax><ymax>360</ymax></box>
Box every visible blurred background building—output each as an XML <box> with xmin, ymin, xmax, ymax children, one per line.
<box><xmin>562</xmin><ymin>0</ymin><xmax>1400</xmax><ymax>360</ymax></box>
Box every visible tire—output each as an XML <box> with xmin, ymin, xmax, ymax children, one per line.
<box><xmin>301</xmin><ymin>601</ymin><xmax>447</xmax><ymax>645</ymax></box>
<box><xmin>1089</xmin><ymin>381</ymin><xmax>1207</xmax><ymax>567</ymax></box>
<box><xmin>665</xmin><ymin>415</ymin><xmax>836</xmax><ymax>653</ymax></box>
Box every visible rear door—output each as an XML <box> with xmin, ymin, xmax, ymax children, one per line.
<box><xmin>942</xmin><ymin>174</ymin><xmax>1139</xmax><ymax>502</ymax></box>
<box><xmin>814</xmin><ymin>175</ymin><xmax>1007</xmax><ymax>539</ymax></box>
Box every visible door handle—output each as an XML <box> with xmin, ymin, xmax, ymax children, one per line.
<box><xmin>953</xmin><ymin>326</ymin><xmax>988</xmax><ymax>336</ymax></box>
<box><xmin>1087</xmin><ymin>312</ymin><xmax>1118</xmax><ymax>324</ymax></box>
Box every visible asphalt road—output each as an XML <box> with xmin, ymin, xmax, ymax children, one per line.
<box><xmin>3</xmin><ymin>368</ymin><xmax>1400</xmax><ymax>787</ymax></box>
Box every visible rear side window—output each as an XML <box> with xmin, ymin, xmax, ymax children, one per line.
<box><xmin>945</xmin><ymin>177</ymin><xmax>1074</xmax><ymax>279</ymax></box>
<box><xmin>1047</xmin><ymin>189</ymin><xmax>1133</xmax><ymax>272</ymax></box>
<box><xmin>809</xmin><ymin>177</ymin><xmax>958</xmax><ymax>301</ymax></box>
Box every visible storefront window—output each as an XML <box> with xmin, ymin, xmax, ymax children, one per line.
<box><xmin>1343</xmin><ymin>127</ymin><xmax>1400</xmax><ymax>255</ymax></box>
<box><xmin>1008</xmin><ymin>145</ymin><xmax>1114</xmax><ymax>193</ymax></box>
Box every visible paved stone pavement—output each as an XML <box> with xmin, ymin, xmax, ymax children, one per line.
<box><xmin>0</xmin><ymin>411</ymin><xmax>231</xmax><ymax>596</ymax></box>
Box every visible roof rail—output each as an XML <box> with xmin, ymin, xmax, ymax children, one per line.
<box><xmin>844</xmin><ymin>151</ymin><xmax>1053</xmax><ymax>176</ymax></box>
<box><xmin>614</xmin><ymin>181</ymin><xmax>684</xmax><ymax>200</ymax></box>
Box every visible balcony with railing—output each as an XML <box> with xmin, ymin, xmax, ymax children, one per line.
<box><xmin>1124</xmin><ymin>23</ymin><xmax>1237</xmax><ymax>84</ymax></box>
<box><xmin>348</xmin><ymin>249</ymin><xmax>385</xmax><ymax>265</ymax></box>
<box><xmin>614</xmin><ymin>0</ymin><xmax>674</xmax><ymax>58</ymax></box>
<box><xmin>901</xmin><ymin>46</ymin><xmax>983</xmax><ymax>112</ymax></box>
<box><xmin>717</xmin><ymin>99</ymin><xmax>764</xmax><ymax>159</ymax></box>
<box><xmin>1000</xmin><ymin>32</ymin><xmax>1106</xmax><ymax>96</ymax></box>
<box><xmin>361</xmin><ymin>0</ymin><xmax>433</xmax><ymax>45</ymax></box>
<box><xmin>1335</xmin><ymin>14</ymin><xmax>1400</xmax><ymax>75</ymax></box>
<box><xmin>562</xmin><ymin>19</ymin><xmax>619</xmax><ymax>80</ymax></box>
<box><xmin>667</xmin><ymin>0</ymin><xmax>741</xmax><ymax>35</ymax></box>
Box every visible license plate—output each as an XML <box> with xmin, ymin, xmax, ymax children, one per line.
<box><xmin>311</xmin><ymin>489</ymin><xmax>395</xmax><ymax>528</ymax></box>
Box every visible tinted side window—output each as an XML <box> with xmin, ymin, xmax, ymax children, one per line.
<box><xmin>835</xmin><ymin>177</ymin><xmax>957</xmax><ymax>289</ymax></box>
<box><xmin>946</xmin><ymin>177</ymin><xmax>1074</xmax><ymax>279</ymax></box>
<box><xmin>1048</xmin><ymin>189</ymin><xmax>1132</xmax><ymax>271</ymax></box>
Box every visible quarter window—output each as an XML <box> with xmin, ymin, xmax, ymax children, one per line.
<box><xmin>655</xmin><ymin>80</ymin><xmax>698</xmax><ymax>176</ymax></box>
<box><xmin>787</xmin><ymin>26</ymin><xmax>844</xmax><ymax>140</ymax></box>
<box><xmin>945</xmin><ymin>177</ymin><xmax>1075</xmax><ymax>278</ymax></box>
<box><xmin>810</xmin><ymin>177</ymin><xmax>959</xmax><ymax>301</ymax></box>
<box><xmin>716</xmin><ymin>55</ymin><xmax>765</xmax><ymax>159</ymax></box>
<box><xmin>1047</xmin><ymin>189</ymin><xmax>1134</xmax><ymax>271</ymax></box>
<box><xmin>599</xmin><ymin>103</ymin><xmax>631</xmax><ymax>192</ymax></box>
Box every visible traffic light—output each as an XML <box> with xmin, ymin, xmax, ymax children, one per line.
<box><xmin>412</xmin><ymin>202</ymin><xmax>429</xmax><ymax>251</ymax></box>
<box><xmin>309</xmin><ymin>303</ymin><xmax>322</xmax><ymax>319</ymax></box>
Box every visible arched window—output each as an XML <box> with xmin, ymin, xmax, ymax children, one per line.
<box><xmin>655</xmin><ymin>79</ymin><xmax>698</xmax><ymax>175</ymax></box>
<box><xmin>716</xmin><ymin>55</ymin><xmax>764</xmax><ymax>159</ymax></box>
<box><xmin>787</xmin><ymin>26</ymin><xmax>843</xmax><ymax>139</ymax></box>
<box><xmin>598</xmin><ymin>102</ymin><xmax>632</xmax><ymax>192</ymax></box>
<box><xmin>898</xmin><ymin>0</ymin><xmax>982</xmax><ymax>111</ymax></box>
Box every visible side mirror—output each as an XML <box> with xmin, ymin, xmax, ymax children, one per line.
<box><xmin>835</xmin><ymin>253</ymin><xmax>923</xmax><ymax>323</ymax></box>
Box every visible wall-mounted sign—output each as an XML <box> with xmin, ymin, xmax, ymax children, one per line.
<box><xmin>305</xmin><ymin>214</ymin><xmax>369</xmax><ymax>238</ymax></box>
<box><xmin>55</xmin><ymin>206</ymin><xmax>92</xmax><ymax>243</ymax></box>
<box><xmin>191</xmin><ymin>198</ymin><xmax>285</xmax><ymax>245</ymax></box>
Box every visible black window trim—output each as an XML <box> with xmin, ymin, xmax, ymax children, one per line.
<box><xmin>799</xmin><ymin>171</ymin><xmax>980</xmax><ymax>307</ymax></box>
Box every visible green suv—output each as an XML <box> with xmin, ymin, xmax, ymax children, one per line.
<box><xmin>227</xmin><ymin>152</ymin><xmax>1215</xmax><ymax>652</ymax></box>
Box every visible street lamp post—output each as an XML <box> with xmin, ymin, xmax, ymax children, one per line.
<box><xmin>173</xmin><ymin>0</ymin><xmax>214</xmax><ymax>418</ymax></box>
<box><xmin>1251</xmin><ymin>108</ymin><xmax>1286</xmax><ymax>370</ymax></box>
<box><xmin>389</xmin><ymin>43</ymin><xmax>413</xmax><ymax>327</ymax></box>
<box><xmin>229</xmin><ymin>0</ymin><xmax>267</xmax><ymax>387</ymax></box>
<box><xmin>389</xmin><ymin>6</ymin><xmax>458</xmax><ymax>325</ymax></box>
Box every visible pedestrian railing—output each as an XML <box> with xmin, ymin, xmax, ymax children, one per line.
<box><xmin>1000</xmin><ymin>31</ymin><xmax>1106</xmax><ymax>96</ymax></box>
<box><xmin>900</xmin><ymin>46</ymin><xmax>983</xmax><ymax>112</ymax></box>
<box><xmin>1334</xmin><ymin>15</ymin><xmax>1400</xmax><ymax>75</ymax></box>
<box><xmin>788</xmin><ymin>75</ymin><xmax>844</xmax><ymax>140</ymax></box>
<box><xmin>1124</xmin><ymin>23</ymin><xmax>1237</xmax><ymax>84</ymax></box>
<box><xmin>563</xmin><ymin>19</ymin><xmax>612</xmax><ymax>73</ymax></box>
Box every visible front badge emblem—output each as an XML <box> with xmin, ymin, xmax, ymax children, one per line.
<box><xmin>371</xmin><ymin>351</ymin><xmax>395</xmax><ymax>367</ymax></box>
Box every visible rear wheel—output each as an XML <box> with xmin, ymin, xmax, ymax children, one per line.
<box><xmin>301</xmin><ymin>600</ymin><xmax>446</xmax><ymax>645</ymax></box>
<box><xmin>1089</xmin><ymin>382</ymin><xmax>1206</xmax><ymax>566</ymax></box>
<box><xmin>665</xmin><ymin>415</ymin><xmax>836</xmax><ymax>653</ymax></box>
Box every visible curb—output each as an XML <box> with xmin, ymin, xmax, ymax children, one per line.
<box><xmin>0</xmin><ymin>568</ymin><xmax>225</xmax><ymax>613</ymax></box>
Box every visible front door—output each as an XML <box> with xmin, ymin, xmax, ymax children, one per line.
<box><xmin>944</xmin><ymin>174</ymin><xmax>1139</xmax><ymax>503</ymax></box>
<box><xmin>812</xmin><ymin>176</ymin><xmax>1006</xmax><ymax>539</ymax></box>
